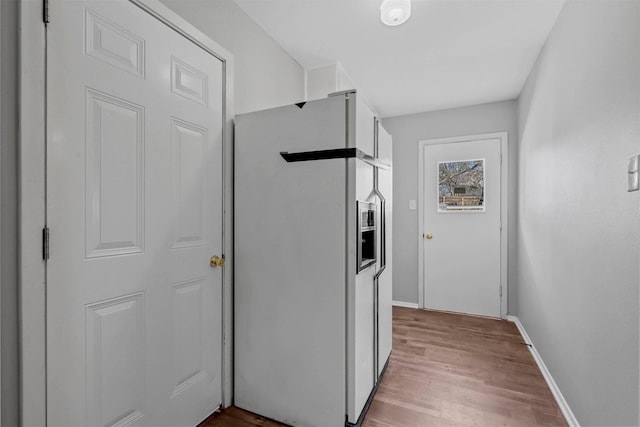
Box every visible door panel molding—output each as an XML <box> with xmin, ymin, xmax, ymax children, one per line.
<box><xmin>19</xmin><ymin>1</ymin><xmax>234</xmax><ymax>423</ymax></box>
<box><xmin>417</xmin><ymin>132</ymin><xmax>508</xmax><ymax>318</ymax></box>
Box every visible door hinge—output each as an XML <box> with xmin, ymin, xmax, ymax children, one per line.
<box><xmin>43</xmin><ymin>0</ymin><xmax>50</xmax><ymax>24</ymax></box>
<box><xmin>42</xmin><ymin>227</ymin><xmax>50</xmax><ymax>261</ymax></box>
<box><xmin>499</xmin><ymin>285</ymin><xmax>503</xmax><ymax>297</ymax></box>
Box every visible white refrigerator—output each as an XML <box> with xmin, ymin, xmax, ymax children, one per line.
<box><xmin>234</xmin><ymin>91</ymin><xmax>393</xmax><ymax>426</ymax></box>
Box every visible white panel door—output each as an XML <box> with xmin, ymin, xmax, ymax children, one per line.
<box><xmin>423</xmin><ymin>139</ymin><xmax>501</xmax><ymax>318</ymax></box>
<box><xmin>47</xmin><ymin>1</ymin><xmax>224</xmax><ymax>426</ymax></box>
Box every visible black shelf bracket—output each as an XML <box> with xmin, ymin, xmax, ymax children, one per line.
<box><xmin>280</xmin><ymin>148</ymin><xmax>390</xmax><ymax>170</ymax></box>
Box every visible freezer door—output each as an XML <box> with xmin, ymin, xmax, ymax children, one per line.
<box><xmin>347</xmin><ymin>95</ymin><xmax>377</xmax><ymax>424</ymax></box>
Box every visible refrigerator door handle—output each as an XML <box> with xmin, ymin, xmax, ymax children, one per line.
<box><xmin>372</xmin><ymin>198</ymin><xmax>385</xmax><ymax>385</ymax></box>
<box><xmin>280</xmin><ymin>148</ymin><xmax>390</xmax><ymax>170</ymax></box>
<box><xmin>379</xmin><ymin>199</ymin><xmax>386</xmax><ymax>270</ymax></box>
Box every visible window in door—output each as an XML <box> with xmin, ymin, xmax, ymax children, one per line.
<box><xmin>437</xmin><ymin>159</ymin><xmax>485</xmax><ymax>212</ymax></box>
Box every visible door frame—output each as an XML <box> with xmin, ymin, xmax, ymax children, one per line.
<box><xmin>19</xmin><ymin>1</ymin><xmax>235</xmax><ymax>424</ymax></box>
<box><xmin>417</xmin><ymin>132</ymin><xmax>508</xmax><ymax>319</ymax></box>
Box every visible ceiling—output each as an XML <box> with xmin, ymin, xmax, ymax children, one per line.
<box><xmin>233</xmin><ymin>0</ymin><xmax>566</xmax><ymax>118</ymax></box>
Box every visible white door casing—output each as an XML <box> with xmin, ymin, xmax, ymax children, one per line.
<box><xmin>418</xmin><ymin>133</ymin><xmax>508</xmax><ymax>318</ymax></box>
<box><xmin>45</xmin><ymin>1</ymin><xmax>230</xmax><ymax>425</ymax></box>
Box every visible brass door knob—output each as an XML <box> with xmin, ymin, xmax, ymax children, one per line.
<box><xmin>210</xmin><ymin>255</ymin><xmax>225</xmax><ymax>268</ymax></box>
<box><xmin>425</xmin><ymin>233</ymin><xmax>433</xmax><ymax>239</ymax></box>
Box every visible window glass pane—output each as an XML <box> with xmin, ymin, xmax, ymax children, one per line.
<box><xmin>438</xmin><ymin>159</ymin><xmax>485</xmax><ymax>212</ymax></box>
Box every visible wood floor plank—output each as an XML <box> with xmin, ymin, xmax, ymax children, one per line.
<box><xmin>201</xmin><ymin>307</ymin><xmax>567</xmax><ymax>426</ymax></box>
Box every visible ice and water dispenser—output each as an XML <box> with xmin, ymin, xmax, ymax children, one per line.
<box><xmin>357</xmin><ymin>201</ymin><xmax>377</xmax><ymax>272</ymax></box>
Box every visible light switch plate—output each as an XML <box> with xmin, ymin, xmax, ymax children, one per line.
<box><xmin>409</xmin><ymin>200</ymin><xmax>417</xmax><ymax>210</ymax></box>
<box><xmin>628</xmin><ymin>155</ymin><xmax>639</xmax><ymax>192</ymax></box>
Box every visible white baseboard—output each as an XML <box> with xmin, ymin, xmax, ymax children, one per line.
<box><xmin>507</xmin><ymin>316</ymin><xmax>580</xmax><ymax>427</ymax></box>
<box><xmin>392</xmin><ymin>300</ymin><xmax>419</xmax><ymax>309</ymax></box>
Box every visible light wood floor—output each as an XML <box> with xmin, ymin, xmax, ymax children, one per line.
<box><xmin>202</xmin><ymin>307</ymin><xmax>567</xmax><ymax>426</ymax></box>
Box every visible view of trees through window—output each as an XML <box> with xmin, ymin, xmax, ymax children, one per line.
<box><xmin>438</xmin><ymin>159</ymin><xmax>485</xmax><ymax>212</ymax></box>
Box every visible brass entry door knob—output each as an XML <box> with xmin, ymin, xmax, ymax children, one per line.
<box><xmin>210</xmin><ymin>255</ymin><xmax>225</xmax><ymax>268</ymax></box>
<box><xmin>425</xmin><ymin>233</ymin><xmax>433</xmax><ymax>240</ymax></box>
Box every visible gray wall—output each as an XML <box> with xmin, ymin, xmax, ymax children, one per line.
<box><xmin>1</xmin><ymin>0</ymin><xmax>19</xmax><ymax>425</ymax></box>
<box><xmin>160</xmin><ymin>0</ymin><xmax>305</xmax><ymax>114</ymax></box>
<box><xmin>517</xmin><ymin>1</ymin><xmax>640</xmax><ymax>425</ymax></box>
<box><xmin>382</xmin><ymin>100</ymin><xmax>518</xmax><ymax>310</ymax></box>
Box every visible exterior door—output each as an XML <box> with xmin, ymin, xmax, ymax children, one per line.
<box><xmin>422</xmin><ymin>138</ymin><xmax>502</xmax><ymax>317</ymax></box>
<box><xmin>47</xmin><ymin>1</ymin><xmax>224</xmax><ymax>426</ymax></box>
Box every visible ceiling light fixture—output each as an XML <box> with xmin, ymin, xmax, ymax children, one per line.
<box><xmin>380</xmin><ymin>0</ymin><xmax>411</xmax><ymax>27</ymax></box>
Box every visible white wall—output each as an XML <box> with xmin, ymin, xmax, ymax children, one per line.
<box><xmin>306</xmin><ymin>63</ymin><xmax>356</xmax><ymax>101</ymax></box>
<box><xmin>517</xmin><ymin>1</ymin><xmax>640</xmax><ymax>425</ymax></box>
<box><xmin>160</xmin><ymin>0</ymin><xmax>305</xmax><ymax>114</ymax></box>
<box><xmin>1</xmin><ymin>0</ymin><xmax>19</xmax><ymax>425</ymax></box>
<box><xmin>382</xmin><ymin>100</ymin><xmax>518</xmax><ymax>309</ymax></box>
